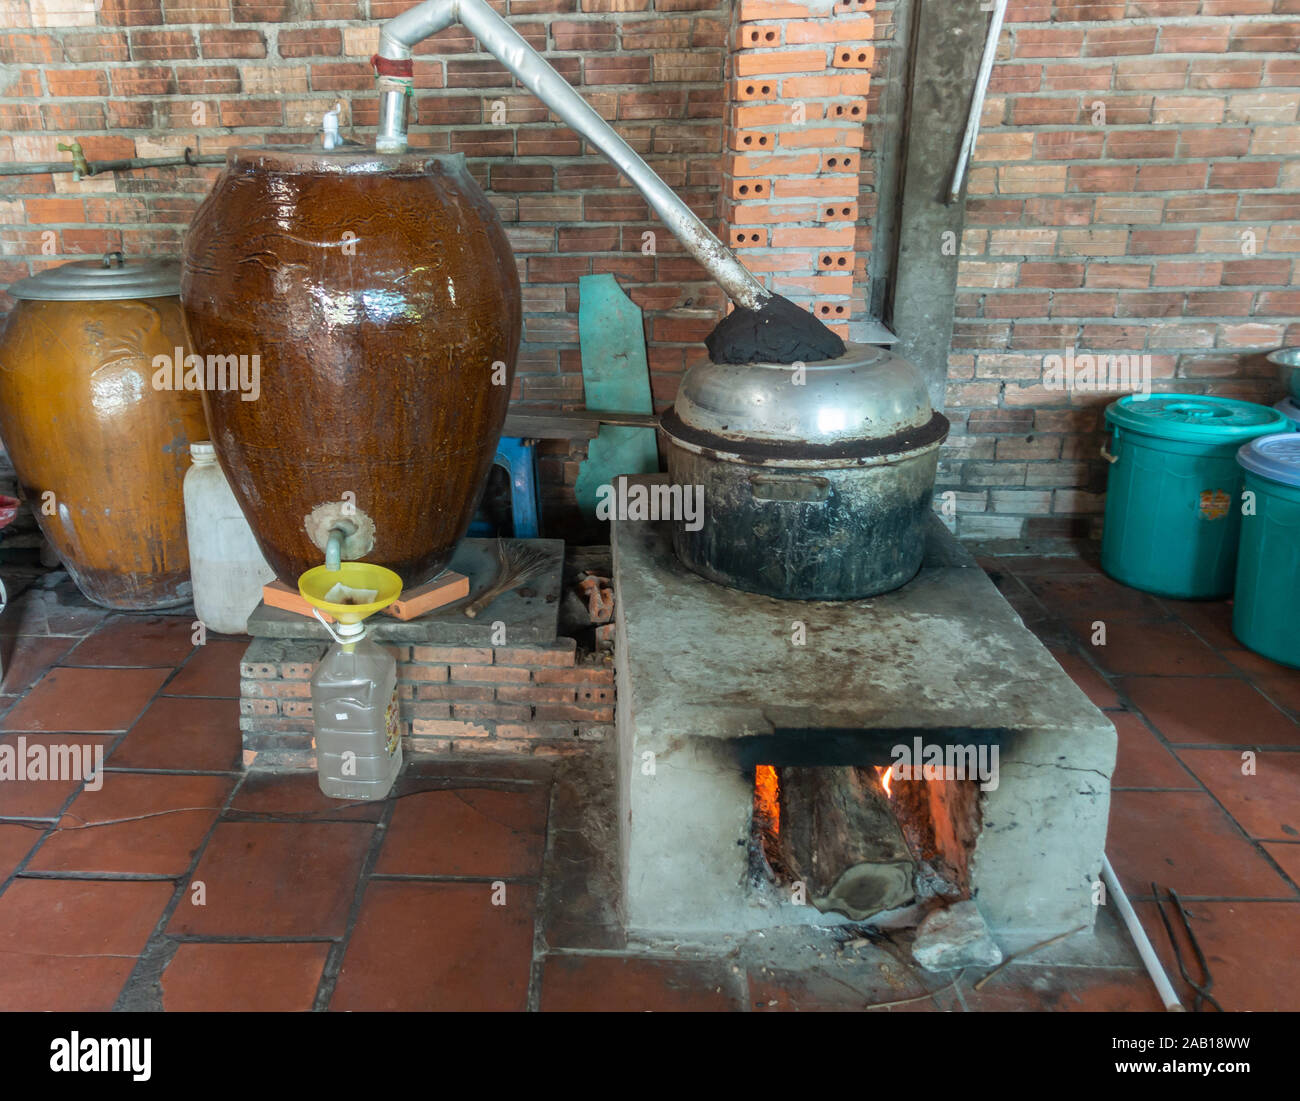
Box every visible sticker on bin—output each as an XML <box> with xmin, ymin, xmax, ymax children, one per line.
<box><xmin>1198</xmin><ymin>490</ymin><xmax>1231</xmax><ymax>520</ymax></box>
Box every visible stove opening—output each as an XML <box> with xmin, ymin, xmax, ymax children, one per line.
<box><xmin>750</xmin><ymin>761</ymin><xmax>982</xmax><ymax>923</ymax></box>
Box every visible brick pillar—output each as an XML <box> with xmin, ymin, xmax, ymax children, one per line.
<box><xmin>720</xmin><ymin>0</ymin><xmax>876</xmax><ymax>338</ymax></box>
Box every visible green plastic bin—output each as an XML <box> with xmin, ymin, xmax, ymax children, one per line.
<box><xmin>1233</xmin><ymin>434</ymin><xmax>1300</xmax><ymax>668</ymax></box>
<box><xmin>1101</xmin><ymin>395</ymin><xmax>1290</xmax><ymax>599</ymax></box>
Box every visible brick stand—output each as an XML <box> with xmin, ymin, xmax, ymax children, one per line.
<box><xmin>237</xmin><ymin>538</ymin><xmax>614</xmax><ymax>770</ymax></box>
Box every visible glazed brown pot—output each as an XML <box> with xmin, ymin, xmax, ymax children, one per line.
<box><xmin>0</xmin><ymin>255</ymin><xmax>207</xmax><ymax>610</ymax></box>
<box><xmin>181</xmin><ymin>147</ymin><xmax>522</xmax><ymax>587</ymax></box>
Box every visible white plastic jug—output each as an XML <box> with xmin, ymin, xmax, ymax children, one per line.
<box><xmin>183</xmin><ymin>441</ymin><xmax>275</xmax><ymax>634</ymax></box>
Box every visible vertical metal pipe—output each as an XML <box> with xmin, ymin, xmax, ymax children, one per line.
<box><xmin>949</xmin><ymin>0</ymin><xmax>1008</xmax><ymax>203</ymax></box>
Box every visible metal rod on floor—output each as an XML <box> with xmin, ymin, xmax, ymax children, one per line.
<box><xmin>948</xmin><ymin>0</ymin><xmax>1008</xmax><ymax>204</ymax></box>
<box><xmin>1101</xmin><ymin>854</ymin><xmax>1184</xmax><ymax>1011</ymax></box>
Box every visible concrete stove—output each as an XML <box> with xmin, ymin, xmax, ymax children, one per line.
<box><xmin>612</xmin><ymin>480</ymin><xmax>1116</xmax><ymax>945</ymax></box>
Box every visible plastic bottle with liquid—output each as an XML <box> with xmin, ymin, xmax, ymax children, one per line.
<box><xmin>311</xmin><ymin>623</ymin><xmax>402</xmax><ymax>800</ymax></box>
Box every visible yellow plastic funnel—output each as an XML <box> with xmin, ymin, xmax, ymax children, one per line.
<box><xmin>298</xmin><ymin>561</ymin><xmax>403</xmax><ymax>626</ymax></box>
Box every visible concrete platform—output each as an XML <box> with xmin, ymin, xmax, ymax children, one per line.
<box><xmin>613</xmin><ymin>502</ymin><xmax>1117</xmax><ymax>942</ymax></box>
<box><xmin>246</xmin><ymin>537</ymin><xmax>563</xmax><ymax>645</ymax></box>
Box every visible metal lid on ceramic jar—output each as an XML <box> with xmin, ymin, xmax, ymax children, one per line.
<box><xmin>660</xmin><ymin>342</ymin><xmax>948</xmax><ymax>462</ymax></box>
<box><xmin>6</xmin><ymin>251</ymin><xmax>181</xmax><ymax>302</ymax></box>
<box><xmin>1105</xmin><ymin>394</ymin><xmax>1288</xmax><ymax>443</ymax></box>
<box><xmin>1238</xmin><ymin>432</ymin><xmax>1300</xmax><ymax>488</ymax></box>
<box><xmin>227</xmin><ymin>145</ymin><xmax>467</xmax><ymax>177</ymax></box>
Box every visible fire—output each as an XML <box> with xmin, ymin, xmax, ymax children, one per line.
<box><xmin>875</xmin><ymin>764</ymin><xmax>893</xmax><ymax>798</ymax></box>
<box><xmin>754</xmin><ymin>765</ymin><xmax>780</xmax><ymax>835</ymax></box>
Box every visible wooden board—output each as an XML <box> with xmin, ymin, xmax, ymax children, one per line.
<box><xmin>261</xmin><ymin>571</ymin><xmax>468</xmax><ymax>624</ymax></box>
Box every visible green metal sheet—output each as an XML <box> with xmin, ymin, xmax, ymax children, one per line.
<box><xmin>574</xmin><ymin>273</ymin><xmax>660</xmax><ymax>517</ymax></box>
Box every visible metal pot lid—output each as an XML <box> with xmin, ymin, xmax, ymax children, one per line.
<box><xmin>1105</xmin><ymin>394</ymin><xmax>1288</xmax><ymax>443</ymax></box>
<box><xmin>667</xmin><ymin>342</ymin><xmax>935</xmax><ymax>448</ymax></box>
<box><xmin>1238</xmin><ymin>432</ymin><xmax>1300</xmax><ymax>488</ymax></box>
<box><xmin>6</xmin><ymin>252</ymin><xmax>181</xmax><ymax>301</ymax></box>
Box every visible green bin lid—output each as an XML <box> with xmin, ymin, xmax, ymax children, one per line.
<box><xmin>1105</xmin><ymin>394</ymin><xmax>1288</xmax><ymax>443</ymax></box>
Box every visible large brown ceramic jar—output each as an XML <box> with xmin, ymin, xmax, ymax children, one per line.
<box><xmin>181</xmin><ymin>147</ymin><xmax>522</xmax><ymax>587</ymax></box>
<box><xmin>0</xmin><ymin>254</ymin><xmax>207</xmax><ymax>609</ymax></box>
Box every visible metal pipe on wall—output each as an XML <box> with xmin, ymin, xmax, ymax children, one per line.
<box><xmin>375</xmin><ymin>0</ymin><xmax>770</xmax><ymax>311</ymax></box>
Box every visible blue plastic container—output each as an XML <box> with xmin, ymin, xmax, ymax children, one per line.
<box><xmin>1101</xmin><ymin>395</ymin><xmax>1290</xmax><ymax>598</ymax></box>
<box><xmin>1232</xmin><ymin>434</ymin><xmax>1300</xmax><ymax>668</ymax></box>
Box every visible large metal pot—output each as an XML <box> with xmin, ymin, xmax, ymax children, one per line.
<box><xmin>0</xmin><ymin>253</ymin><xmax>207</xmax><ymax>609</ymax></box>
<box><xmin>659</xmin><ymin>343</ymin><xmax>949</xmax><ymax>600</ymax></box>
<box><xmin>181</xmin><ymin>147</ymin><xmax>521</xmax><ymax>586</ymax></box>
<box><xmin>1267</xmin><ymin>347</ymin><xmax>1300</xmax><ymax>403</ymax></box>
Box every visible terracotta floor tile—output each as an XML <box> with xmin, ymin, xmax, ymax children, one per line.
<box><xmin>995</xmin><ymin>554</ymin><xmax>1104</xmax><ymax>576</ymax></box>
<box><xmin>1262</xmin><ymin>843</ymin><xmax>1300</xmax><ymax>887</ymax></box>
<box><xmin>0</xmin><ymin>878</ymin><xmax>172</xmax><ymax>1010</ymax></box>
<box><xmin>64</xmin><ymin>614</ymin><xmax>197</xmax><ymax>667</ymax></box>
<box><xmin>160</xmin><ymin>942</ymin><xmax>330</xmax><ymax>1012</ymax></box>
<box><xmin>1221</xmin><ymin>647</ymin><xmax>1300</xmax><ymax>681</ymax></box>
<box><xmin>228</xmin><ymin>770</ymin><xmax>384</xmax><ymax>821</ymax></box>
<box><xmin>1175</xmin><ymin>748</ymin><xmax>1300</xmax><ymax>844</ymax></box>
<box><xmin>169</xmin><ymin>821</ymin><xmax>373</xmax><ymax>937</ymax></box>
<box><xmin>375</xmin><ymin>786</ymin><xmax>548</xmax><ymax>877</ymax></box>
<box><xmin>1108</xmin><ymin>790</ymin><xmax>1293</xmax><ymax>899</ymax></box>
<box><xmin>1021</xmin><ymin>574</ymin><xmax>1165</xmax><ymax>621</ymax></box>
<box><xmin>164</xmin><ymin>640</ymin><xmax>245</xmax><ymax>698</ymax></box>
<box><xmin>1110</xmin><ymin>712</ymin><xmax>1198</xmax><ymax>789</ymax></box>
<box><xmin>749</xmin><ymin>964</ymin><xmax>963</xmax><ymax>1012</ymax></box>
<box><xmin>542</xmin><ymin>954</ymin><xmax>739</xmax><ymax>1011</ymax></box>
<box><xmin>1158</xmin><ymin>598</ymin><xmax>1240</xmax><ymax>653</ymax></box>
<box><xmin>0</xmin><ymin>635</ymin><xmax>75</xmax><ymax>693</ymax></box>
<box><xmin>1118</xmin><ymin>675</ymin><xmax>1300</xmax><ymax>747</ymax></box>
<box><xmin>0</xmin><ymin>955</ymin><xmax>138</xmax><ymax>1011</ymax></box>
<box><xmin>1254</xmin><ymin>675</ymin><xmax>1300</xmax><ymax>720</ymax></box>
<box><xmin>1048</xmin><ymin>645</ymin><xmax>1122</xmax><ymax>710</ymax></box>
<box><xmin>1135</xmin><ymin>900</ymin><xmax>1300</xmax><ymax>1012</ymax></box>
<box><xmin>959</xmin><ymin>967</ymin><xmax>1165</xmax><ymax>1012</ymax></box>
<box><xmin>0</xmin><ymin>823</ymin><xmax>41</xmax><ymax>880</ymax></box>
<box><xmin>0</xmin><ymin>734</ymin><xmax>117</xmax><ymax>818</ymax></box>
<box><xmin>2</xmin><ymin>666</ymin><xmax>169</xmax><ymax>732</ymax></box>
<box><xmin>0</xmin><ymin>586</ymin><xmax>108</xmax><ymax>638</ymax></box>
<box><xmin>330</xmin><ymin>880</ymin><xmax>535</xmax><ymax>1011</ymax></box>
<box><xmin>27</xmin><ymin>773</ymin><xmax>234</xmax><ymax>875</ymax></box>
<box><xmin>109</xmin><ymin>696</ymin><xmax>241</xmax><ymax>772</ymax></box>
<box><xmin>1071</xmin><ymin>618</ymin><xmax>1233</xmax><ymax>677</ymax></box>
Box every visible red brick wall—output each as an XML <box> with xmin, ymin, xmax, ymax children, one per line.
<box><xmin>2</xmin><ymin>1</ymin><xmax>1297</xmax><ymax>544</ymax></box>
<box><xmin>946</xmin><ymin>0</ymin><xmax>1300</xmax><ymax>540</ymax></box>
<box><xmin>719</xmin><ymin>0</ymin><xmax>875</xmax><ymax>337</ymax></box>
<box><xmin>0</xmin><ymin>0</ymin><xmax>738</xmax><ymax>410</ymax></box>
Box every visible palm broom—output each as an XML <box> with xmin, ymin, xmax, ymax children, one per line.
<box><xmin>464</xmin><ymin>537</ymin><xmax>552</xmax><ymax>618</ymax></box>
